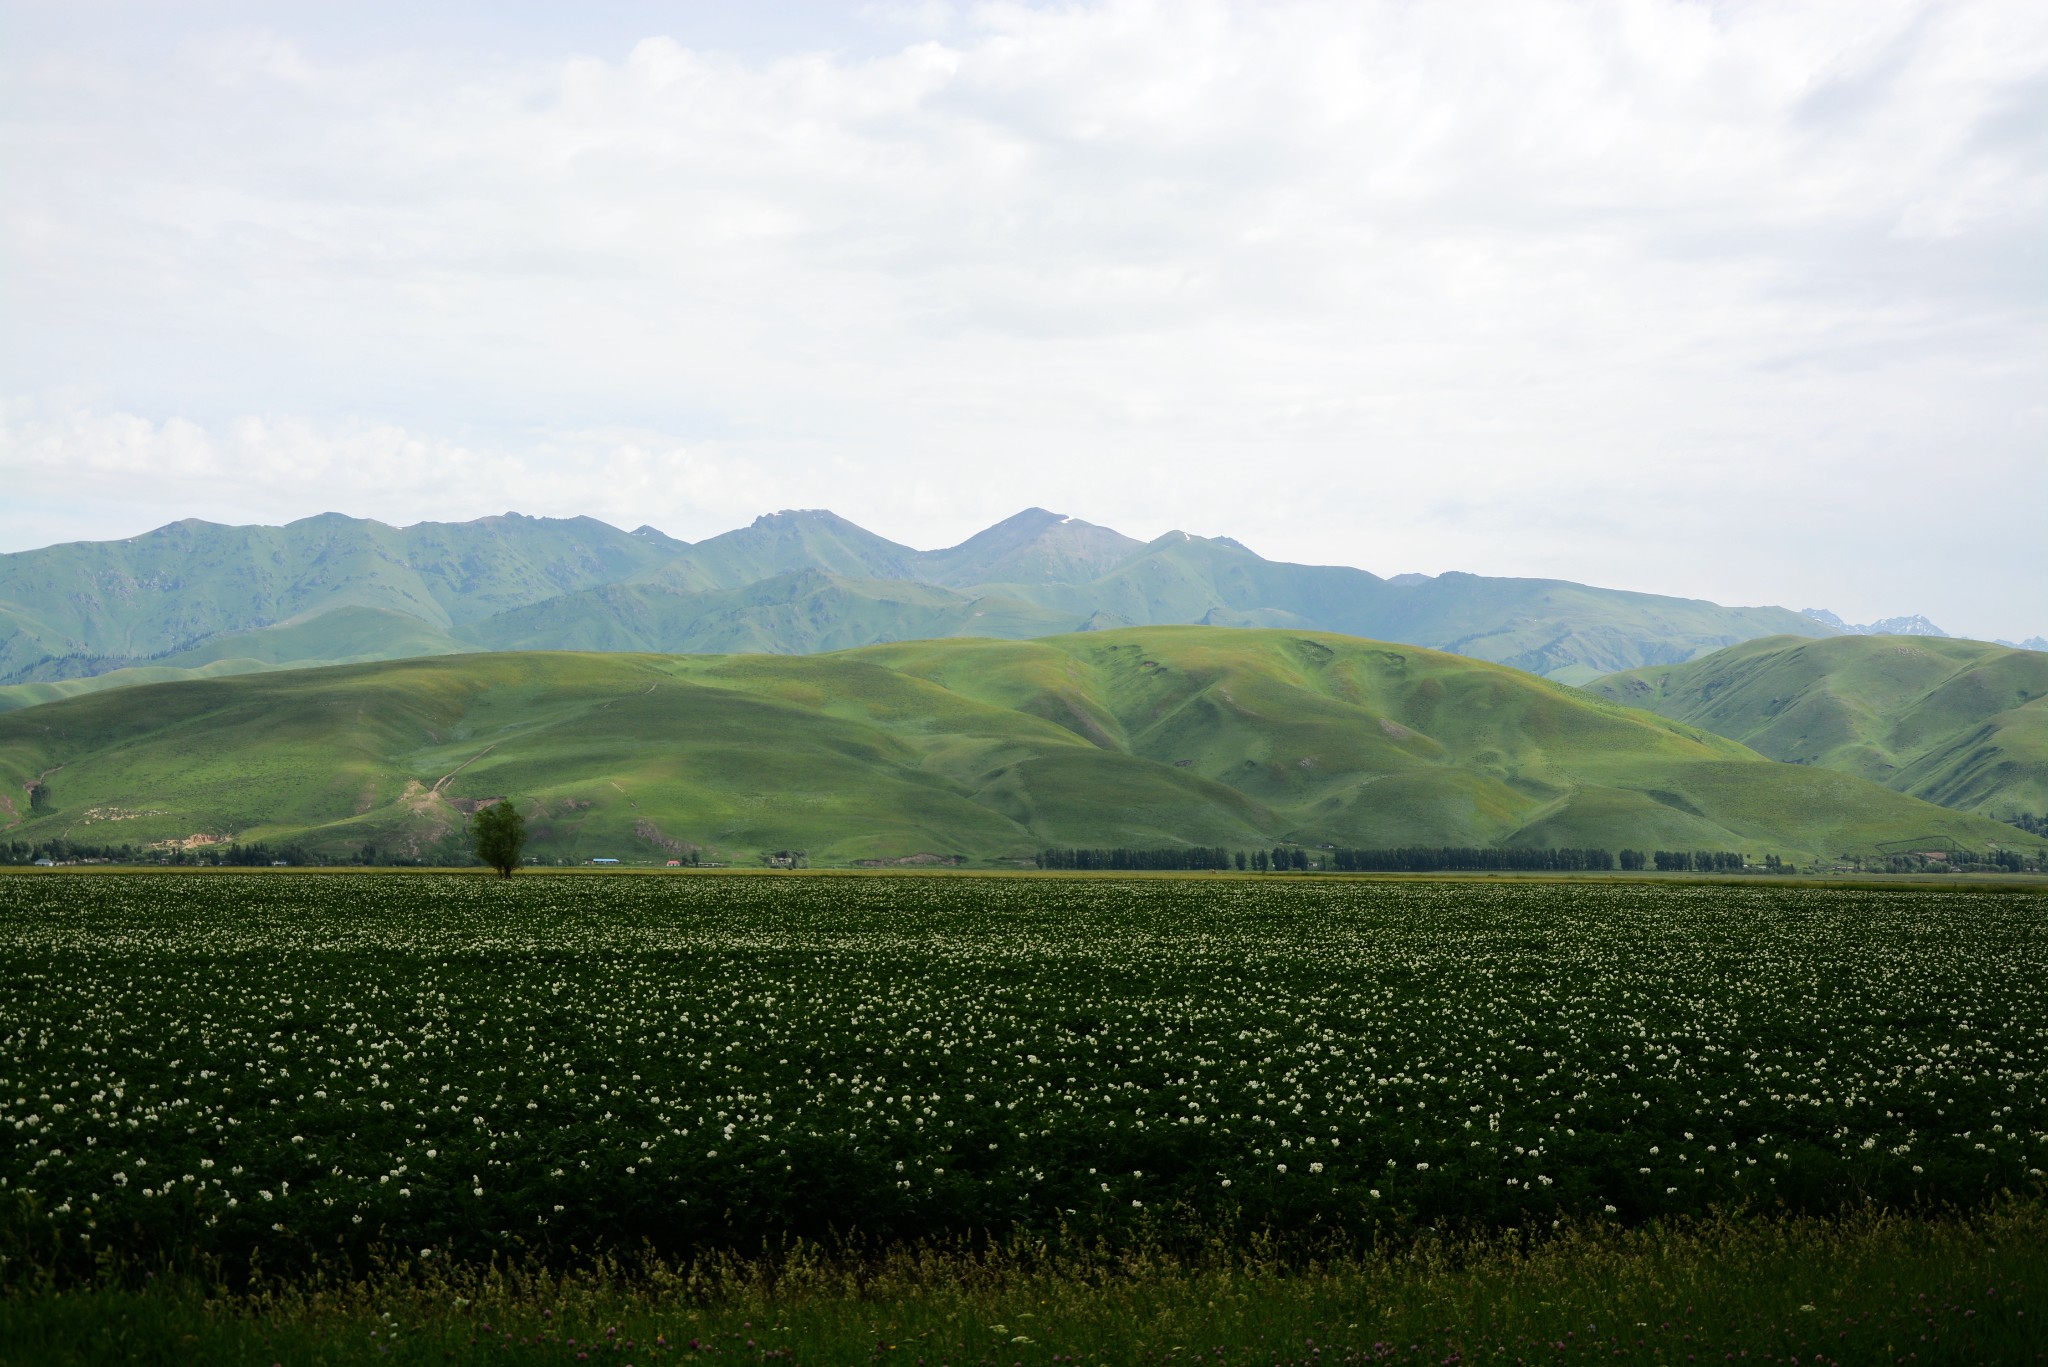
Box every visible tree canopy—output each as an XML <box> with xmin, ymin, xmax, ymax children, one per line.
<box><xmin>471</xmin><ymin>800</ymin><xmax>527</xmax><ymax>878</ymax></box>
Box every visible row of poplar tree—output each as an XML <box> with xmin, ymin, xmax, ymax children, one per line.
<box><xmin>1035</xmin><ymin>846</ymin><xmax>1771</xmax><ymax>872</ymax></box>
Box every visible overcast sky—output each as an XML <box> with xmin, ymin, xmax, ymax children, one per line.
<box><xmin>2</xmin><ymin>0</ymin><xmax>2043</xmax><ymax>638</ymax></box>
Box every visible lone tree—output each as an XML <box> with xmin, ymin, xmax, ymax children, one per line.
<box><xmin>27</xmin><ymin>782</ymin><xmax>52</xmax><ymax>814</ymax></box>
<box><xmin>471</xmin><ymin>799</ymin><xmax>527</xmax><ymax>877</ymax></box>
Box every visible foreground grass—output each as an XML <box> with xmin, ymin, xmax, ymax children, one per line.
<box><xmin>6</xmin><ymin>1206</ymin><xmax>2043</xmax><ymax>1366</ymax></box>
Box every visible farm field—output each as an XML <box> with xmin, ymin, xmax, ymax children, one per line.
<box><xmin>3</xmin><ymin>872</ymin><xmax>2046</xmax><ymax>1362</ymax></box>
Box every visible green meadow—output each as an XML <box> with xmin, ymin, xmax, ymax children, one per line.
<box><xmin>1590</xmin><ymin>633</ymin><xmax>2048</xmax><ymax>820</ymax></box>
<box><xmin>4</xmin><ymin>628</ymin><xmax>2039</xmax><ymax>865</ymax></box>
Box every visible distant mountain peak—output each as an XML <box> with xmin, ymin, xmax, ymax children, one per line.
<box><xmin>1866</xmin><ymin>615</ymin><xmax>1950</xmax><ymax>638</ymax></box>
<box><xmin>755</xmin><ymin>508</ymin><xmax>849</xmax><ymax>527</ymax></box>
<box><xmin>630</xmin><ymin>524</ymin><xmax>688</xmax><ymax>549</ymax></box>
<box><xmin>916</xmin><ymin>508</ymin><xmax>1143</xmax><ymax>588</ymax></box>
<box><xmin>1803</xmin><ymin>608</ymin><xmax>1950</xmax><ymax>638</ymax></box>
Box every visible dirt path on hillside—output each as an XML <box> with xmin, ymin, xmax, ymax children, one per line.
<box><xmin>432</xmin><ymin>744</ymin><xmax>496</xmax><ymax>794</ymax></box>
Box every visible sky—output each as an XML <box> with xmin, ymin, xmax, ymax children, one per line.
<box><xmin>1</xmin><ymin>1</ymin><xmax>2043</xmax><ymax>640</ymax></box>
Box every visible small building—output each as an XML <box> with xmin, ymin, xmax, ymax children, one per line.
<box><xmin>589</xmin><ymin>857</ymin><xmax>620</xmax><ymax>865</ymax></box>
<box><xmin>665</xmin><ymin>860</ymin><xmax>682</xmax><ymax>868</ymax></box>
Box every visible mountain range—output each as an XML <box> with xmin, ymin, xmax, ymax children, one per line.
<box><xmin>0</xmin><ymin>507</ymin><xmax>1842</xmax><ymax>703</ymax></box>
<box><xmin>4</xmin><ymin>627</ymin><xmax>2036</xmax><ymax>866</ymax></box>
<box><xmin>1801</xmin><ymin>608</ymin><xmax>1950</xmax><ymax>638</ymax></box>
<box><xmin>4</xmin><ymin>509</ymin><xmax>2040</xmax><ymax>856</ymax></box>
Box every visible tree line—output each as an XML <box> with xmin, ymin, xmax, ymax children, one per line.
<box><xmin>1037</xmin><ymin>846</ymin><xmax>1626</xmax><ymax>872</ymax></box>
<box><xmin>1644</xmin><ymin>850</ymin><xmax>1749</xmax><ymax>872</ymax></box>
<box><xmin>1036</xmin><ymin>846</ymin><xmax>1238</xmax><ymax>870</ymax></box>
<box><xmin>2</xmin><ymin>838</ymin><xmax>319</xmax><ymax>866</ymax></box>
<box><xmin>1032</xmin><ymin>846</ymin><xmax>1801</xmax><ymax>874</ymax></box>
<box><xmin>1333</xmin><ymin>846</ymin><xmax>1616</xmax><ymax>872</ymax></box>
<box><xmin>0</xmin><ymin>838</ymin><xmax>419</xmax><ymax>867</ymax></box>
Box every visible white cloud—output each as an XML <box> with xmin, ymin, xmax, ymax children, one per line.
<box><xmin>0</xmin><ymin>397</ymin><xmax>779</xmax><ymax>546</ymax></box>
<box><xmin>1</xmin><ymin>0</ymin><xmax>2043</xmax><ymax>636</ymax></box>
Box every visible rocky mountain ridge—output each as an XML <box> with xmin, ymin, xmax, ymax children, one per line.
<box><xmin>2</xmin><ymin>506</ymin><xmax>1834</xmax><ymax>699</ymax></box>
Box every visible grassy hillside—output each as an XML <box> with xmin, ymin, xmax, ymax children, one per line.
<box><xmin>454</xmin><ymin>572</ymin><xmax>1075</xmax><ymax>656</ymax></box>
<box><xmin>1588</xmin><ymin>635</ymin><xmax>2048</xmax><ymax>820</ymax></box>
<box><xmin>0</xmin><ymin>608</ymin><xmax>477</xmax><ymax>716</ymax></box>
<box><xmin>2</xmin><ymin>628</ymin><xmax>2034</xmax><ymax>865</ymax></box>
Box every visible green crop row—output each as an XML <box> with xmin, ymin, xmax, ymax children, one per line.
<box><xmin>1</xmin><ymin>874</ymin><xmax>2044</xmax><ymax>1282</ymax></box>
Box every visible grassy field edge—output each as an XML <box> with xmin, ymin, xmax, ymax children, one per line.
<box><xmin>4</xmin><ymin>1203</ymin><xmax>2043</xmax><ymax>1365</ymax></box>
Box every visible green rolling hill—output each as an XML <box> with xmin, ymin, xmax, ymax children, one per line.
<box><xmin>3</xmin><ymin>628</ymin><xmax>2034</xmax><ymax>866</ymax></box>
<box><xmin>1587</xmin><ymin>635</ymin><xmax>2048</xmax><ymax>820</ymax></box>
<box><xmin>0</xmin><ymin>508</ymin><xmax>1834</xmax><ymax>696</ymax></box>
<box><xmin>0</xmin><ymin>607</ymin><xmax>478</xmax><ymax>715</ymax></box>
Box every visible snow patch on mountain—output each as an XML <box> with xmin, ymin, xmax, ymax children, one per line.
<box><xmin>1803</xmin><ymin>608</ymin><xmax>1950</xmax><ymax>638</ymax></box>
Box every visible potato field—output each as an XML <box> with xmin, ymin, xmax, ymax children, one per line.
<box><xmin>2</xmin><ymin>873</ymin><xmax>2045</xmax><ymax>1277</ymax></box>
